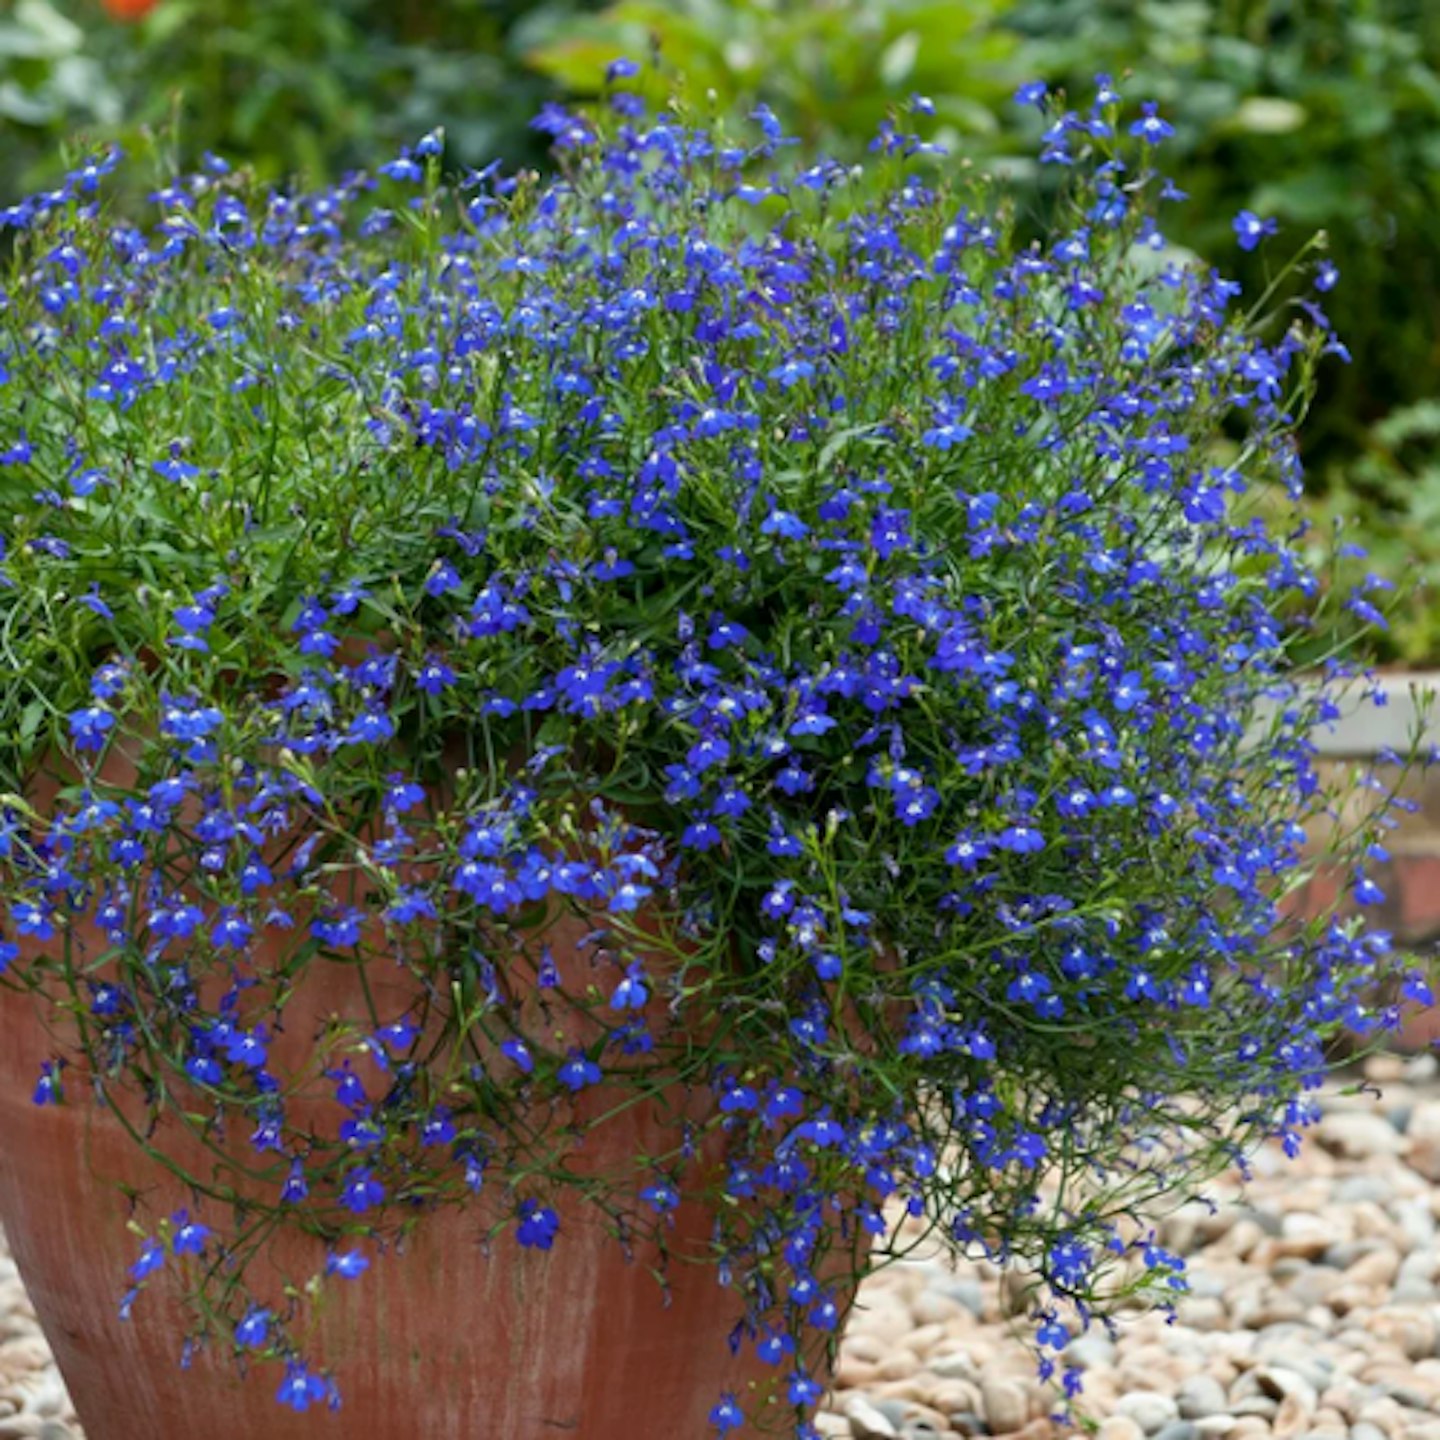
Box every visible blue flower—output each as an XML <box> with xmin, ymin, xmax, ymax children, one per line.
<box><xmin>68</xmin><ymin>705</ymin><xmax>115</xmax><ymax>752</ymax></box>
<box><xmin>1393</xmin><ymin>971</ymin><xmax>1433</xmax><ymax>1012</ymax></box>
<box><xmin>1012</xmin><ymin>1130</ymin><xmax>1047</xmax><ymax>1169</ymax></box>
<box><xmin>418</xmin><ymin>1107</ymin><xmax>457</xmax><ymax>1147</ymax></box>
<box><xmin>153</xmin><ymin>454</ymin><xmax>199</xmax><ymax>483</ymax></box>
<box><xmin>607</xmin><ymin>880</ymin><xmax>652</xmax><ymax>913</ymax></box>
<box><xmin>1048</xmin><ymin>1237</ymin><xmax>1093</xmax><ymax>1288</ymax></box>
<box><xmin>344</xmin><ymin>708</ymin><xmax>395</xmax><ymax>746</ymax></box>
<box><xmin>235</xmin><ymin>1307</ymin><xmax>272</xmax><ymax>1349</ymax></box>
<box><xmin>764</xmin><ymin>1087</ymin><xmax>802</xmax><ymax>1125</ymax></box>
<box><xmin>281</xmin><ymin>1160</ymin><xmax>309</xmax><ymax>1205</ymax></box>
<box><xmin>760</xmin><ymin>509</ymin><xmax>809</xmax><ymax>540</ymax></box>
<box><xmin>1353</xmin><ymin>873</ymin><xmax>1385</xmax><ymax>907</ymax></box>
<box><xmin>756</xmin><ymin>1330</ymin><xmax>795</xmax><ymax>1365</ymax></box>
<box><xmin>786</xmin><ymin>1370</ymin><xmax>823</xmax><ymax>1406</ymax></box>
<box><xmin>500</xmin><ymin>1037</ymin><xmax>534</xmax><ymax>1073</ymax></box>
<box><xmin>383</xmin><ymin>774</ymin><xmax>427</xmax><ymax>813</ymax></box>
<box><xmin>130</xmin><ymin>1237</ymin><xmax>166</xmax><ymax>1281</ymax></box>
<box><xmin>719</xmin><ymin>1080</ymin><xmax>758</xmax><ymax>1114</ymax></box>
<box><xmin>172</xmin><ymin>602</ymin><xmax>215</xmax><ymax>635</ymax></box>
<box><xmin>424</xmin><ymin>560</ymin><xmax>460</xmax><ymax>597</ymax></box>
<box><xmin>415</xmin><ymin>655</ymin><xmax>456</xmax><ymax>694</ymax></box>
<box><xmin>557</xmin><ymin>1050</ymin><xmax>601</xmax><ymax>1092</ymax></box>
<box><xmin>610</xmin><ymin>963</ymin><xmax>649</xmax><ymax>1010</ymax></box>
<box><xmin>640</xmin><ymin>1180</ymin><xmax>680</xmax><ymax>1214</ymax></box>
<box><xmin>922</xmin><ymin>420</ymin><xmax>974</xmax><ymax>449</ymax></box>
<box><xmin>220</xmin><ymin>1025</ymin><xmax>269</xmax><ymax>1071</ymax></box>
<box><xmin>1233</xmin><ymin>210</ymin><xmax>1278</xmax><ymax>252</ymax></box>
<box><xmin>275</xmin><ymin>1363</ymin><xmax>330</xmax><ymax>1413</ymax></box>
<box><xmin>995</xmin><ymin>823</ymin><xmax>1045</xmax><ymax>855</ymax></box>
<box><xmin>311</xmin><ymin>908</ymin><xmax>364</xmax><ymax>948</ymax></box>
<box><xmin>1128</xmin><ymin>102</ymin><xmax>1174</xmax><ymax>144</ymax></box>
<box><xmin>31</xmin><ymin>1059</ymin><xmax>62</xmax><ymax>1106</ymax></box>
<box><xmin>516</xmin><ymin>1199</ymin><xmax>559</xmax><ymax>1250</ymax></box>
<box><xmin>380</xmin><ymin>154</ymin><xmax>424</xmax><ymax>183</ymax></box>
<box><xmin>12</xmin><ymin>899</ymin><xmax>52</xmax><ymax>939</ymax></box>
<box><xmin>896</xmin><ymin>786</ymin><xmax>939</xmax><ymax>826</ymax></box>
<box><xmin>325</xmin><ymin>1249</ymin><xmax>369</xmax><ymax>1279</ymax></box>
<box><xmin>387</xmin><ymin>887</ymin><xmax>437</xmax><ymax>925</ymax></box>
<box><xmin>170</xmin><ymin>1210</ymin><xmax>211</xmax><ymax>1256</ymax></box>
<box><xmin>709</xmin><ymin>1392</ymin><xmax>745</xmax><ymax>1434</ymax></box>
<box><xmin>339</xmin><ymin>1167</ymin><xmax>385</xmax><ymax>1213</ymax></box>
<box><xmin>330</xmin><ymin>1063</ymin><xmax>368</xmax><ymax>1110</ymax></box>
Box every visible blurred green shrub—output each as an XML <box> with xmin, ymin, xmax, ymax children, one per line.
<box><xmin>1010</xmin><ymin>0</ymin><xmax>1440</xmax><ymax>456</ymax></box>
<box><xmin>1006</xmin><ymin>0</ymin><xmax>1440</xmax><ymax>663</ymax></box>
<box><xmin>1</xmin><ymin>0</ymin><xmax>599</xmax><ymax>192</ymax></box>
<box><xmin>1303</xmin><ymin>401</ymin><xmax>1440</xmax><ymax>665</ymax></box>
<box><xmin>0</xmin><ymin>1</ymin><xmax>122</xmax><ymax>183</ymax></box>
<box><xmin>520</xmin><ymin>0</ymin><xmax>1021</xmax><ymax>151</ymax></box>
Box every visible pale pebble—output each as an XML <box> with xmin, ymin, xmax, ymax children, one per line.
<box><xmin>846</xmin><ymin>1395</ymin><xmax>900</xmax><ymax>1439</ymax></box>
<box><xmin>1115</xmin><ymin>1392</ymin><xmax>1180</xmax><ymax>1434</ymax></box>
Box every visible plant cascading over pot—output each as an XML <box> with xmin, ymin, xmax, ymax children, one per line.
<box><xmin>0</xmin><ymin>62</ymin><xmax>1427</xmax><ymax>1438</ymax></box>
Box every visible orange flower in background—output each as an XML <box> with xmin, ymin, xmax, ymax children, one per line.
<box><xmin>100</xmin><ymin>0</ymin><xmax>159</xmax><ymax>19</ymax></box>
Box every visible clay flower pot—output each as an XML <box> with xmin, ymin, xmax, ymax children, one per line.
<box><xmin>0</xmin><ymin>975</ymin><xmax>779</xmax><ymax>1440</ymax></box>
<box><xmin>0</xmin><ymin>750</ymin><xmax>823</xmax><ymax>1440</ymax></box>
<box><xmin>1395</xmin><ymin>999</ymin><xmax>1440</xmax><ymax>1053</ymax></box>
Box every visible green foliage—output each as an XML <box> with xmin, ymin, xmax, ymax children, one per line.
<box><xmin>4</xmin><ymin>0</ymin><xmax>1440</xmax><ymax>660</ymax></box>
<box><xmin>520</xmin><ymin>0</ymin><xmax>1021</xmax><ymax>151</ymax></box>
<box><xmin>0</xmin><ymin>0</ymin><xmax>600</xmax><ymax>195</ymax></box>
<box><xmin>1307</xmin><ymin>400</ymin><xmax>1440</xmax><ymax>666</ymax></box>
<box><xmin>0</xmin><ymin>1</ymin><xmax>121</xmax><ymax>182</ymax></box>
<box><xmin>1006</xmin><ymin>0</ymin><xmax>1440</xmax><ymax>661</ymax></box>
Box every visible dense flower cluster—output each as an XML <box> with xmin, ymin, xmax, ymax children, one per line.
<box><xmin>0</xmin><ymin>69</ymin><xmax>1424</xmax><ymax>1434</ymax></box>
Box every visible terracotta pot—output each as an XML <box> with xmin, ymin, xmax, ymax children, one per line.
<box><xmin>0</xmin><ymin>975</ymin><xmax>788</xmax><ymax>1440</ymax></box>
<box><xmin>1394</xmin><ymin>999</ymin><xmax>1440</xmax><ymax>1053</ymax></box>
<box><xmin>0</xmin><ymin>748</ymin><xmax>844</xmax><ymax>1438</ymax></box>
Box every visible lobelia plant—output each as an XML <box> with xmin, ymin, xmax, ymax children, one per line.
<box><xmin>0</xmin><ymin>64</ymin><xmax>1429</xmax><ymax>1437</ymax></box>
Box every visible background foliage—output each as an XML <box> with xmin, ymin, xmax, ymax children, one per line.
<box><xmin>1006</xmin><ymin>0</ymin><xmax>1440</xmax><ymax>665</ymax></box>
<box><xmin>3</xmin><ymin>0</ymin><xmax>1438</xmax><ymax>659</ymax></box>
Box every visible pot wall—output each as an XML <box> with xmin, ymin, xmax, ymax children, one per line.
<box><xmin>0</xmin><ymin>971</ymin><xmax>784</xmax><ymax>1440</ymax></box>
<box><xmin>1</xmin><ymin>742</ymin><xmax>857</xmax><ymax>1439</ymax></box>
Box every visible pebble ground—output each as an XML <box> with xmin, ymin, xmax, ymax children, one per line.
<box><xmin>4</xmin><ymin>1053</ymin><xmax>1440</xmax><ymax>1440</ymax></box>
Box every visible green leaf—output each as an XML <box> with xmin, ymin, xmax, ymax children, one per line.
<box><xmin>817</xmin><ymin>422</ymin><xmax>883</xmax><ymax>473</ymax></box>
<box><xmin>879</xmin><ymin>31</ymin><xmax>920</xmax><ymax>88</ymax></box>
<box><xmin>1226</xmin><ymin>96</ymin><xmax>1307</xmax><ymax>135</ymax></box>
<box><xmin>18</xmin><ymin>701</ymin><xmax>46</xmax><ymax>747</ymax></box>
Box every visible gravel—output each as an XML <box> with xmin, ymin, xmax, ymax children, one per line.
<box><xmin>828</xmin><ymin>1053</ymin><xmax>1440</xmax><ymax>1440</ymax></box>
<box><xmin>0</xmin><ymin>1238</ymin><xmax>77</xmax><ymax>1440</ymax></box>
<box><xmin>5</xmin><ymin>1053</ymin><xmax>1440</xmax><ymax>1439</ymax></box>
